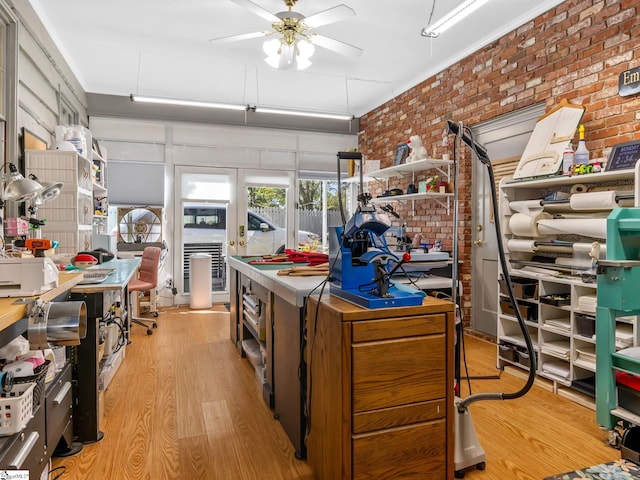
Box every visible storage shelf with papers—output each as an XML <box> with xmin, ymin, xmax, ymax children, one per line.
<box><xmin>497</xmin><ymin>162</ymin><xmax>640</xmax><ymax>405</ymax></box>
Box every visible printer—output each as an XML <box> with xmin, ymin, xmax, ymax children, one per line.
<box><xmin>0</xmin><ymin>257</ymin><xmax>59</xmax><ymax>297</ymax></box>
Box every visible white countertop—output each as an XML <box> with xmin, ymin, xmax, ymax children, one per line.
<box><xmin>229</xmin><ymin>256</ymin><xmax>326</xmax><ymax>307</ymax></box>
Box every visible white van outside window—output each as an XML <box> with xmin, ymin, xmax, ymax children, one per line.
<box><xmin>183</xmin><ymin>205</ymin><xmax>320</xmax><ymax>256</ymax></box>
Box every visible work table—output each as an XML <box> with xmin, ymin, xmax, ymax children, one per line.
<box><xmin>228</xmin><ymin>256</ymin><xmax>325</xmax><ymax>307</ymax></box>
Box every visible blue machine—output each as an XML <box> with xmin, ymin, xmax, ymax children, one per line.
<box><xmin>329</xmin><ymin>218</ymin><xmax>425</xmax><ymax>309</ymax></box>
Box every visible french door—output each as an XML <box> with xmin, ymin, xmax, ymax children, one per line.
<box><xmin>174</xmin><ymin>166</ymin><xmax>237</xmax><ymax>305</ymax></box>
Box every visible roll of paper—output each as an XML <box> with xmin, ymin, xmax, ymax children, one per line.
<box><xmin>570</xmin><ymin>183</ymin><xmax>588</xmax><ymax>194</ymax></box>
<box><xmin>570</xmin><ymin>191</ymin><xmax>618</xmax><ymax>210</ymax></box>
<box><xmin>537</xmin><ymin>218</ymin><xmax>607</xmax><ymax>238</ymax></box>
<box><xmin>508</xmin><ymin>212</ymin><xmax>550</xmax><ymax>237</ymax></box>
<box><xmin>509</xmin><ymin>200</ymin><xmax>543</xmax><ymax>214</ymax></box>
<box><xmin>573</xmin><ymin>242</ymin><xmax>606</xmax><ymax>257</ymax></box>
<box><xmin>2</xmin><ymin>360</ymin><xmax>34</xmax><ymax>378</ymax></box>
<box><xmin>506</xmin><ymin>239</ymin><xmax>537</xmax><ymax>253</ymax></box>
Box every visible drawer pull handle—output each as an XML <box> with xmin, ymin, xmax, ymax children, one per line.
<box><xmin>53</xmin><ymin>382</ymin><xmax>72</xmax><ymax>405</ymax></box>
<box><xmin>8</xmin><ymin>431</ymin><xmax>39</xmax><ymax>469</ymax></box>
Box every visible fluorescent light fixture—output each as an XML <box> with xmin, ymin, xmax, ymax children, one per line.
<box><xmin>130</xmin><ymin>94</ymin><xmax>246</xmax><ymax>111</ymax></box>
<box><xmin>421</xmin><ymin>0</ymin><xmax>491</xmax><ymax>38</ymax></box>
<box><xmin>255</xmin><ymin>107</ymin><xmax>353</xmax><ymax>121</ymax></box>
<box><xmin>130</xmin><ymin>95</ymin><xmax>353</xmax><ymax>121</ymax></box>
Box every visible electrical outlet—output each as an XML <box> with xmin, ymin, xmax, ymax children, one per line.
<box><xmin>165</xmin><ymin>278</ymin><xmax>173</xmax><ymax>289</ymax></box>
<box><xmin>171</xmin><ymin>287</ymin><xmax>178</xmax><ymax>295</ymax></box>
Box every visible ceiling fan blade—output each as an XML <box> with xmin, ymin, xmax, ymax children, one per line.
<box><xmin>231</xmin><ymin>0</ymin><xmax>280</xmax><ymax>23</ymax></box>
<box><xmin>209</xmin><ymin>31</ymin><xmax>269</xmax><ymax>44</ymax></box>
<box><xmin>304</xmin><ymin>4</ymin><xmax>356</xmax><ymax>29</ymax></box>
<box><xmin>311</xmin><ymin>34</ymin><xmax>362</xmax><ymax>58</ymax></box>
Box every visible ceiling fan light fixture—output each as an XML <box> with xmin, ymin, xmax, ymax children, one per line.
<box><xmin>263</xmin><ymin>38</ymin><xmax>314</xmax><ymax>70</ymax></box>
<box><xmin>421</xmin><ymin>0</ymin><xmax>491</xmax><ymax>38</ymax></box>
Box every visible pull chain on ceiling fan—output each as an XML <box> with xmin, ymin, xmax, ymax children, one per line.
<box><xmin>211</xmin><ymin>0</ymin><xmax>362</xmax><ymax>71</ymax></box>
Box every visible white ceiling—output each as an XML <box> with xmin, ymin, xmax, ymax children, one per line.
<box><xmin>29</xmin><ymin>0</ymin><xmax>564</xmax><ymax>119</ymax></box>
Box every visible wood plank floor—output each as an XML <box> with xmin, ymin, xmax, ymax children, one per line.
<box><xmin>52</xmin><ymin>306</ymin><xmax>620</xmax><ymax>479</ymax></box>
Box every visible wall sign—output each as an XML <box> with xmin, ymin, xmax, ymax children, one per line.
<box><xmin>605</xmin><ymin>140</ymin><xmax>640</xmax><ymax>172</ymax></box>
<box><xmin>619</xmin><ymin>66</ymin><xmax>640</xmax><ymax>97</ymax></box>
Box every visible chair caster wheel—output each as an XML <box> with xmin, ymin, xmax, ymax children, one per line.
<box><xmin>152</xmin><ymin>323</ymin><xmax>158</xmax><ymax>328</ymax></box>
<box><xmin>153</xmin><ymin>312</ymin><xmax>159</xmax><ymax>318</ymax></box>
<box><xmin>146</xmin><ymin>329</ymin><xmax>153</xmax><ymax>335</ymax></box>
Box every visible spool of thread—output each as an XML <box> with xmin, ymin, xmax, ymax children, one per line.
<box><xmin>570</xmin><ymin>183</ymin><xmax>587</xmax><ymax>194</ymax></box>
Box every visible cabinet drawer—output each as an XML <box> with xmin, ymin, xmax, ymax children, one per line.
<box><xmin>0</xmin><ymin>405</ymin><xmax>46</xmax><ymax>474</ymax></box>
<box><xmin>353</xmin><ymin>419</ymin><xmax>446</xmax><ymax>479</ymax></box>
<box><xmin>353</xmin><ymin>398</ymin><xmax>445</xmax><ymax>434</ymax></box>
<box><xmin>45</xmin><ymin>363</ymin><xmax>73</xmax><ymax>449</ymax></box>
<box><xmin>352</xmin><ymin>313</ymin><xmax>446</xmax><ymax>343</ymax></box>
<box><xmin>352</xmin><ymin>334</ymin><xmax>446</xmax><ymax>412</ymax></box>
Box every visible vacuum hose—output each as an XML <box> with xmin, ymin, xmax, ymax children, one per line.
<box><xmin>455</xmin><ymin>126</ymin><xmax>537</xmax><ymax>411</ymax></box>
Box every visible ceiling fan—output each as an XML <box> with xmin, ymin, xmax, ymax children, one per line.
<box><xmin>211</xmin><ymin>0</ymin><xmax>362</xmax><ymax>70</ymax></box>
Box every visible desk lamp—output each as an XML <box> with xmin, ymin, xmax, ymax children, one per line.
<box><xmin>27</xmin><ymin>174</ymin><xmax>64</xmax><ymax>238</ymax></box>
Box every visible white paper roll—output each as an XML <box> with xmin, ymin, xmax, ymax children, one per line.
<box><xmin>537</xmin><ymin>218</ymin><xmax>607</xmax><ymax>238</ymax></box>
<box><xmin>506</xmin><ymin>239</ymin><xmax>537</xmax><ymax>253</ymax></box>
<box><xmin>570</xmin><ymin>184</ymin><xmax>588</xmax><ymax>194</ymax></box>
<box><xmin>573</xmin><ymin>242</ymin><xmax>606</xmax><ymax>259</ymax></box>
<box><xmin>508</xmin><ymin>212</ymin><xmax>550</xmax><ymax>237</ymax></box>
<box><xmin>2</xmin><ymin>360</ymin><xmax>34</xmax><ymax>377</ymax></box>
<box><xmin>570</xmin><ymin>191</ymin><xmax>618</xmax><ymax>210</ymax></box>
<box><xmin>509</xmin><ymin>200</ymin><xmax>543</xmax><ymax>214</ymax></box>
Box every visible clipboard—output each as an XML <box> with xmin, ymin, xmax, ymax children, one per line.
<box><xmin>513</xmin><ymin>99</ymin><xmax>586</xmax><ymax>180</ymax></box>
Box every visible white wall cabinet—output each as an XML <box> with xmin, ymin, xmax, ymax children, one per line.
<box><xmin>497</xmin><ymin>166</ymin><xmax>639</xmax><ymax>402</ymax></box>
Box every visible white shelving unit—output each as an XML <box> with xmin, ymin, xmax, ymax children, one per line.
<box><xmin>360</xmin><ymin>157</ymin><xmax>454</xmax><ymax>213</ymax></box>
<box><xmin>497</xmin><ymin>165</ymin><xmax>639</xmax><ymax>402</ymax></box>
<box><xmin>26</xmin><ymin>128</ymin><xmax>108</xmax><ymax>254</ymax></box>
<box><xmin>26</xmin><ymin>149</ymin><xmax>93</xmax><ymax>254</ymax></box>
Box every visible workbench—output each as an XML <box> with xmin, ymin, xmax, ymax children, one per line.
<box><xmin>69</xmin><ymin>258</ymin><xmax>139</xmax><ymax>443</ymax></box>
<box><xmin>0</xmin><ymin>271</ymin><xmax>83</xmax><ymax>477</ymax></box>
<box><xmin>228</xmin><ymin>256</ymin><xmax>325</xmax><ymax>459</ymax></box>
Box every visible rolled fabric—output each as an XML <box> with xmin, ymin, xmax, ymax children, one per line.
<box><xmin>570</xmin><ymin>191</ymin><xmax>618</xmax><ymax>210</ymax></box>
<box><xmin>508</xmin><ymin>212</ymin><xmax>551</xmax><ymax>237</ymax></box>
<box><xmin>509</xmin><ymin>199</ymin><xmax>543</xmax><ymax>214</ymax></box>
<box><xmin>570</xmin><ymin>183</ymin><xmax>588</xmax><ymax>194</ymax></box>
<box><xmin>506</xmin><ymin>239</ymin><xmax>537</xmax><ymax>253</ymax></box>
<box><xmin>537</xmin><ymin>218</ymin><xmax>607</xmax><ymax>238</ymax></box>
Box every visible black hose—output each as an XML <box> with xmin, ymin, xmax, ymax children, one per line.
<box><xmin>457</xmin><ymin>126</ymin><xmax>536</xmax><ymax>410</ymax></box>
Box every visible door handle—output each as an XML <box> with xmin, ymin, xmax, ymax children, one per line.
<box><xmin>239</xmin><ymin>241</ymin><xmax>245</xmax><ymax>247</ymax></box>
<box><xmin>474</xmin><ymin>239</ymin><xmax>483</xmax><ymax>246</ymax></box>
<box><xmin>229</xmin><ymin>241</ymin><xmax>235</xmax><ymax>247</ymax></box>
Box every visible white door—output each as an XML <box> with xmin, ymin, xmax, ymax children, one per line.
<box><xmin>175</xmin><ymin>166</ymin><xmax>237</xmax><ymax>305</ymax></box>
<box><xmin>237</xmin><ymin>170</ymin><xmax>296</xmax><ymax>256</ymax></box>
<box><xmin>470</xmin><ymin>104</ymin><xmax>546</xmax><ymax>336</ymax></box>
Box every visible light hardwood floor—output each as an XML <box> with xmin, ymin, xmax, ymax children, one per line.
<box><xmin>52</xmin><ymin>306</ymin><xmax>620</xmax><ymax>479</ymax></box>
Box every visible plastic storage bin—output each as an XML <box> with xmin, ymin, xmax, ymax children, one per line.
<box><xmin>575</xmin><ymin>313</ymin><xmax>596</xmax><ymax>337</ymax></box>
<box><xmin>0</xmin><ymin>382</ymin><xmax>35</xmax><ymax>436</ymax></box>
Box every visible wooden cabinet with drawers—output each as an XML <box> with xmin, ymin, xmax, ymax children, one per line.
<box><xmin>306</xmin><ymin>295</ymin><xmax>455</xmax><ymax>480</ymax></box>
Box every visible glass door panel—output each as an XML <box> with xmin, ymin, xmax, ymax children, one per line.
<box><xmin>175</xmin><ymin>166</ymin><xmax>236</xmax><ymax>305</ymax></box>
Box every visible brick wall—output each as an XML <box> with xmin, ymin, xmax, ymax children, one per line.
<box><xmin>358</xmin><ymin>0</ymin><xmax>640</xmax><ymax>327</ymax></box>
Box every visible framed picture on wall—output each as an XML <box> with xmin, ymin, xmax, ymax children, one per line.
<box><xmin>394</xmin><ymin>143</ymin><xmax>409</xmax><ymax>166</ymax></box>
